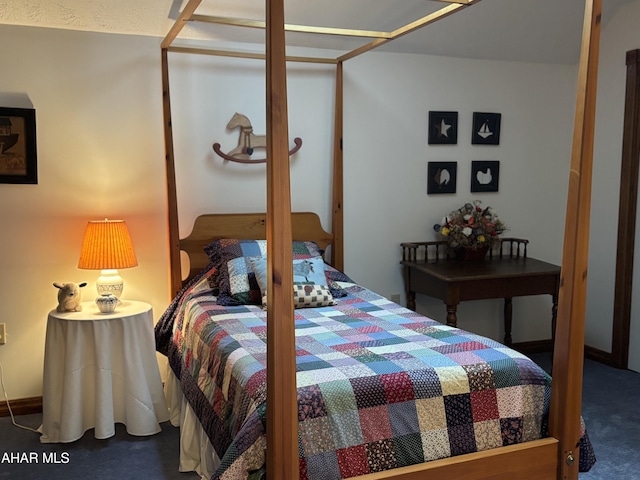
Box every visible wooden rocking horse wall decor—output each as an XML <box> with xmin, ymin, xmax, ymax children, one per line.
<box><xmin>213</xmin><ymin>112</ymin><xmax>303</xmax><ymax>164</ymax></box>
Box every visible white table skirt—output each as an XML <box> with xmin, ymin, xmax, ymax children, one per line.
<box><xmin>40</xmin><ymin>300</ymin><xmax>169</xmax><ymax>443</ymax></box>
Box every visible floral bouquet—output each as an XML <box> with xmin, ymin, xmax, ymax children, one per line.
<box><xmin>434</xmin><ymin>200</ymin><xmax>507</xmax><ymax>250</ymax></box>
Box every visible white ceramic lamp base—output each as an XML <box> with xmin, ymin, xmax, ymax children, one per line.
<box><xmin>96</xmin><ymin>269</ymin><xmax>124</xmax><ymax>298</ymax></box>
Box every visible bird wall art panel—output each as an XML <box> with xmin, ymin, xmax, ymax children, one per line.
<box><xmin>471</xmin><ymin>160</ymin><xmax>500</xmax><ymax>192</ymax></box>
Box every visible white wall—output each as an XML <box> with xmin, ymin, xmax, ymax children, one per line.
<box><xmin>165</xmin><ymin>51</ymin><xmax>338</xmax><ymax>236</ymax></box>
<box><xmin>0</xmin><ymin>25</ymin><xmax>168</xmax><ymax>399</ymax></box>
<box><xmin>341</xmin><ymin>53</ymin><xmax>576</xmax><ymax>341</ymax></box>
<box><xmin>167</xmin><ymin>49</ymin><xmax>577</xmax><ymax>342</ymax></box>
<box><xmin>0</xmin><ymin>21</ymin><xmax>588</xmax><ymax>401</ymax></box>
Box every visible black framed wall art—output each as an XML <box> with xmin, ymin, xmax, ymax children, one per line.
<box><xmin>0</xmin><ymin>107</ymin><xmax>37</xmax><ymax>184</ymax></box>
<box><xmin>471</xmin><ymin>160</ymin><xmax>499</xmax><ymax>192</ymax></box>
<box><xmin>471</xmin><ymin>112</ymin><xmax>501</xmax><ymax>145</ymax></box>
<box><xmin>428</xmin><ymin>111</ymin><xmax>458</xmax><ymax>145</ymax></box>
<box><xmin>427</xmin><ymin>161</ymin><xmax>457</xmax><ymax>194</ymax></box>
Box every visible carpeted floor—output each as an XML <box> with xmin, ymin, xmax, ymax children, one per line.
<box><xmin>0</xmin><ymin>415</ymin><xmax>199</xmax><ymax>480</ymax></box>
<box><xmin>530</xmin><ymin>352</ymin><xmax>640</xmax><ymax>480</ymax></box>
<box><xmin>1</xmin><ymin>354</ymin><xmax>638</xmax><ymax>479</ymax></box>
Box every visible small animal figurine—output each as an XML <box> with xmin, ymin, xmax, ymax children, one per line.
<box><xmin>53</xmin><ymin>282</ymin><xmax>87</xmax><ymax>312</ymax></box>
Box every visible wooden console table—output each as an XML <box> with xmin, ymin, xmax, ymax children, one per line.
<box><xmin>401</xmin><ymin>241</ymin><xmax>560</xmax><ymax>346</ymax></box>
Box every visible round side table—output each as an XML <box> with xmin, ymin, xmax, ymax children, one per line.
<box><xmin>40</xmin><ymin>300</ymin><xmax>169</xmax><ymax>443</ymax></box>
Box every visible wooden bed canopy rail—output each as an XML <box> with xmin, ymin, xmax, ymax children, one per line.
<box><xmin>159</xmin><ymin>0</ymin><xmax>602</xmax><ymax>478</ymax></box>
<box><xmin>161</xmin><ymin>0</ymin><xmax>482</xmax><ymax>299</ymax></box>
<box><xmin>160</xmin><ymin>0</ymin><xmax>478</xmax><ymax>63</ymax></box>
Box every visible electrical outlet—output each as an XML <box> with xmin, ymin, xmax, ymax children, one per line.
<box><xmin>390</xmin><ymin>293</ymin><xmax>401</xmax><ymax>304</ymax></box>
<box><xmin>0</xmin><ymin>323</ymin><xmax>6</xmax><ymax>345</ymax></box>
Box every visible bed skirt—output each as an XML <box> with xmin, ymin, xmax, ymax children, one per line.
<box><xmin>165</xmin><ymin>365</ymin><xmax>221</xmax><ymax>479</ymax></box>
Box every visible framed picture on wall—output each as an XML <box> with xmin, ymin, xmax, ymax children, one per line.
<box><xmin>428</xmin><ymin>111</ymin><xmax>458</xmax><ymax>145</ymax></box>
<box><xmin>471</xmin><ymin>160</ymin><xmax>500</xmax><ymax>192</ymax></box>
<box><xmin>0</xmin><ymin>107</ymin><xmax>37</xmax><ymax>184</ymax></box>
<box><xmin>471</xmin><ymin>112</ymin><xmax>501</xmax><ymax>145</ymax></box>
<box><xmin>428</xmin><ymin>161</ymin><xmax>457</xmax><ymax>194</ymax></box>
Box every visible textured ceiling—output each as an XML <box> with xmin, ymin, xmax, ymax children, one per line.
<box><xmin>0</xmin><ymin>0</ymin><xmax>635</xmax><ymax>64</ymax></box>
<box><xmin>0</xmin><ymin>0</ymin><xmax>175</xmax><ymax>36</ymax></box>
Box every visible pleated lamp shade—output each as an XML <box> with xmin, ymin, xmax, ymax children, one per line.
<box><xmin>78</xmin><ymin>219</ymin><xmax>138</xmax><ymax>298</ymax></box>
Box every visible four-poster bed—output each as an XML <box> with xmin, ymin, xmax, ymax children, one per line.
<box><xmin>157</xmin><ymin>0</ymin><xmax>601</xmax><ymax>479</ymax></box>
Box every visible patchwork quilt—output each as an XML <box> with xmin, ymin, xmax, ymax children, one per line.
<box><xmin>155</xmin><ymin>277</ymin><xmax>595</xmax><ymax>480</ymax></box>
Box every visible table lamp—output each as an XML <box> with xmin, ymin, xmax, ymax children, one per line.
<box><xmin>77</xmin><ymin>219</ymin><xmax>138</xmax><ymax>299</ymax></box>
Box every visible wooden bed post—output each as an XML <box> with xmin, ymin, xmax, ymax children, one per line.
<box><xmin>160</xmin><ymin>2</ymin><xmax>602</xmax><ymax>478</ymax></box>
<box><xmin>161</xmin><ymin>0</ymin><xmax>204</xmax><ymax>299</ymax></box>
<box><xmin>265</xmin><ymin>1</ymin><xmax>298</xmax><ymax>479</ymax></box>
<box><xmin>549</xmin><ymin>0</ymin><xmax>601</xmax><ymax>478</ymax></box>
<box><xmin>161</xmin><ymin>47</ymin><xmax>183</xmax><ymax>299</ymax></box>
<box><xmin>332</xmin><ymin>61</ymin><xmax>344</xmax><ymax>271</ymax></box>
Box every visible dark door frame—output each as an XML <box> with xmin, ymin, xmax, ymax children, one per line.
<box><xmin>612</xmin><ymin>49</ymin><xmax>640</xmax><ymax>369</ymax></box>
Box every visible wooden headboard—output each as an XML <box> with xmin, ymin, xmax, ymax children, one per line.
<box><xmin>178</xmin><ymin>211</ymin><xmax>334</xmax><ymax>286</ymax></box>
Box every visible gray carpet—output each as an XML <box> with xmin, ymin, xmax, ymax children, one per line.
<box><xmin>1</xmin><ymin>354</ymin><xmax>638</xmax><ymax>479</ymax></box>
<box><xmin>530</xmin><ymin>352</ymin><xmax>640</xmax><ymax>480</ymax></box>
<box><xmin>0</xmin><ymin>416</ymin><xmax>199</xmax><ymax>480</ymax></box>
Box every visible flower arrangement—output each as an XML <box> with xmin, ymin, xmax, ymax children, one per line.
<box><xmin>434</xmin><ymin>200</ymin><xmax>507</xmax><ymax>250</ymax></box>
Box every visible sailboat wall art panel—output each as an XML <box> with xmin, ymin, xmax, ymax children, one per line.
<box><xmin>471</xmin><ymin>112</ymin><xmax>501</xmax><ymax>145</ymax></box>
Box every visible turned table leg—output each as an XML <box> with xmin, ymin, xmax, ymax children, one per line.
<box><xmin>446</xmin><ymin>304</ymin><xmax>458</xmax><ymax>327</ymax></box>
<box><xmin>407</xmin><ymin>291</ymin><xmax>416</xmax><ymax>311</ymax></box>
<box><xmin>551</xmin><ymin>292</ymin><xmax>558</xmax><ymax>347</ymax></box>
<box><xmin>504</xmin><ymin>297</ymin><xmax>513</xmax><ymax>346</ymax></box>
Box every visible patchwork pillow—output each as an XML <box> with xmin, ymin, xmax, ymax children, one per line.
<box><xmin>248</xmin><ymin>256</ymin><xmax>336</xmax><ymax>308</ymax></box>
<box><xmin>204</xmin><ymin>239</ymin><xmax>323</xmax><ymax>306</ymax></box>
<box><xmin>249</xmin><ymin>256</ymin><xmax>326</xmax><ymax>291</ymax></box>
<box><xmin>293</xmin><ymin>284</ymin><xmax>335</xmax><ymax>308</ymax></box>
<box><xmin>247</xmin><ymin>255</ymin><xmax>268</xmax><ymax>294</ymax></box>
<box><xmin>248</xmin><ymin>255</ymin><xmax>350</xmax><ymax>300</ymax></box>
